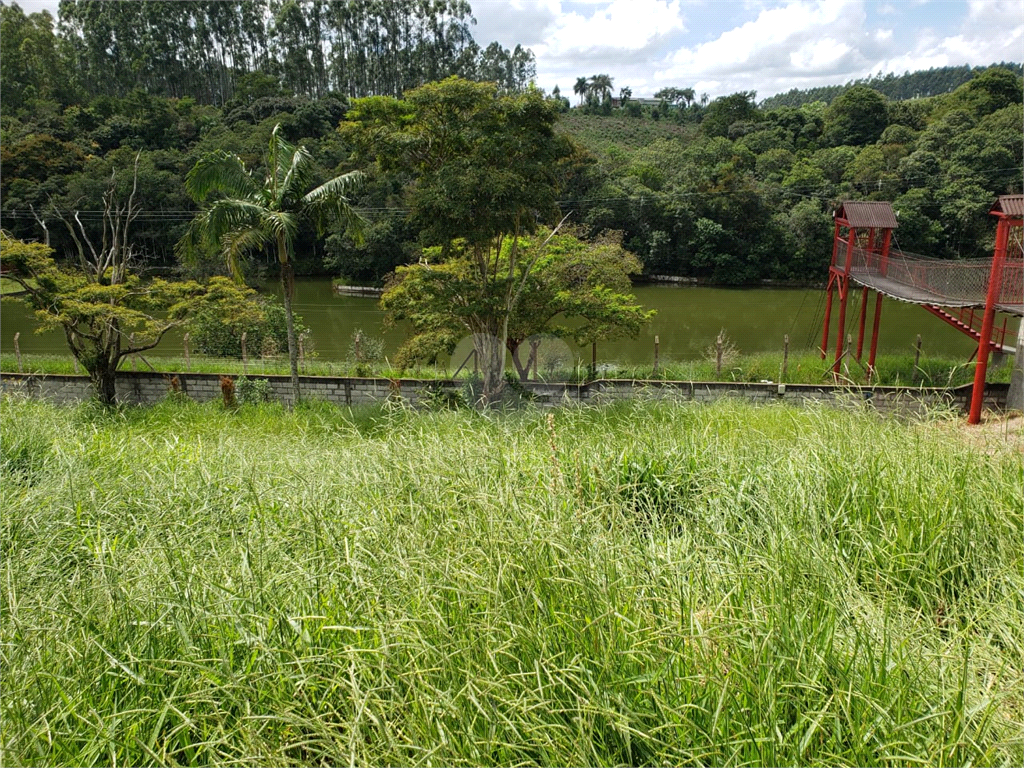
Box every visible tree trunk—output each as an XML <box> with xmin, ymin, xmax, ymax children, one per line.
<box><xmin>91</xmin><ymin>362</ymin><xmax>118</xmax><ymax>406</ymax></box>
<box><xmin>509</xmin><ymin>340</ymin><xmax>530</xmax><ymax>382</ymax></box>
<box><xmin>280</xmin><ymin>262</ymin><xmax>302</xmax><ymax>404</ymax></box>
<box><xmin>474</xmin><ymin>330</ymin><xmax>505</xmax><ymax>404</ymax></box>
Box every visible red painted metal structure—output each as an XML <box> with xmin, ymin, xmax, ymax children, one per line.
<box><xmin>821</xmin><ymin>201</ymin><xmax>896</xmax><ymax>375</ymax></box>
<box><xmin>823</xmin><ymin>197</ymin><xmax>1023</xmax><ymax>422</ymax></box>
<box><xmin>968</xmin><ymin>196</ymin><xmax>1023</xmax><ymax>424</ymax></box>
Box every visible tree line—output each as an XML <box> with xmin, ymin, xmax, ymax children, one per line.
<box><xmin>2</xmin><ymin>0</ymin><xmax>1021</xmax><ymax>292</ymax></box>
<box><xmin>1</xmin><ymin>0</ymin><xmax>535</xmax><ymax>110</ymax></box>
<box><xmin>760</xmin><ymin>63</ymin><xmax>1024</xmax><ymax>110</ymax></box>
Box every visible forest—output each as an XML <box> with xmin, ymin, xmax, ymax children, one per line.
<box><xmin>1</xmin><ymin>0</ymin><xmax>1022</xmax><ymax>289</ymax></box>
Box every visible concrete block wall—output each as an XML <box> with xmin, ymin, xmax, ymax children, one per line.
<box><xmin>0</xmin><ymin>370</ymin><xmax>1008</xmax><ymax>415</ymax></box>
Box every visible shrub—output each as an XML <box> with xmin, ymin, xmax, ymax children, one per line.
<box><xmin>235</xmin><ymin>375</ymin><xmax>271</xmax><ymax>404</ymax></box>
<box><xmin>190</xmin><ymin>297</ymin><xmax>306</xmax><ymax>358</ymax></box>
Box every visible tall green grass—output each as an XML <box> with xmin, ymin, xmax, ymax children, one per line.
<box><xmin>2</xmin><ymin>396</ymin><xmax>1021</xmax><ymax>766</ymax></box>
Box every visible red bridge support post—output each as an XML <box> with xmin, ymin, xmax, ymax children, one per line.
<box><xmin>821</xmin><ymin>220</ymin><xmax>840</xmax><ymax>359</ymax></box>
<box><xmin>856</xmin><ymin>287</ymin><xmax>869</xmax><ymax>360</ymax></box>
<box><xmin>832</xmin><ymin>227</ymin><xmax>856</xmax><ymax>373</ymax></box>
<box><xmin>968</xmin><ymin>217</ymin><xmax>1011</xmax><ymax>424</ymax></box>
<box><xmin>868</xmin><ymin>292</ymin><xmax>883</xmax><ymax>375</ymax></box>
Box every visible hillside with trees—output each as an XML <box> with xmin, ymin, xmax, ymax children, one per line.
<box><xmin>1</xmin><ymin>0</ymin><xmax>1021</xmax><ymax>290</ymax></box>
<box><xmin>760</xmin><ymin>62</ymin><xmax>1023</xmax><ymax>109</ymax></box>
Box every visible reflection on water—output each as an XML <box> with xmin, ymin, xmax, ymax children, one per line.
<box><xmin>2</xmin><ymin>277</ymin><xmax>1006</xmax><ymax>365</ymax></box>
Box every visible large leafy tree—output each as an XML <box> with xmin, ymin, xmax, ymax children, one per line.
<box><xmin>343</xmin><ymin>76</ymin><xmax>576</xmax><ymax>401</ymax></box>
<box><xmin>179</xmin><ymin>124</ymin><xmax>363</xmax><ymax>402</ymax></box>
<box><xmin>1</xmin><ymin>234</ymin><xmax>257</xmax><ymax>405</ymax></box>
<box><xmin>381</xmin><ymin>228</ymin><xmax>654</xmax><ymax>381</ymax></box>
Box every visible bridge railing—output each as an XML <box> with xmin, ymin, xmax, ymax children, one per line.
<box><xmin>838</xmin><ymin>246</ymin><xmax>1022</xmax><ymax>311</ymax></box>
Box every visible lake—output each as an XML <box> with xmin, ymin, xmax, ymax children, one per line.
<box><xmin>2</xmin><ymin>277</ymin><xmax>1004</xmax><ymax>365</ymax></box>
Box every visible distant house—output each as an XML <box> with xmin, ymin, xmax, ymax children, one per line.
<box><xmin>609</xmin><ymin>97</ymin><xmax>666</xmax><ymax>109</ymax></box>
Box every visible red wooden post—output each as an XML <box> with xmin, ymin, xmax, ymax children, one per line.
<box><xmin>833</xmin><ymin>226</ymin><xmax>856</xmax><ymax>373</ymax></box>
<box><xmin>969</xmin><ymin>217</ymin><xmax>1011</xmax><ymax>424</ymax></box>
<box><xmin>856</xmin><ymin>286</ymin><xmax>869</xmax><ymax>360</ymax></box>
<box><xmin>821</xmin><ymin>219</ymin><xmax>842</xmax><ymax>359</ymax></box>
<box><xmin>868</xmin><ymin>292</ymin><xmax>883</xmax><ymax>375</ymax></box>
<box><xmin>820</xmin><ymin>280</ymin><xmax>834</xmax><ymax>359</ymax></box>
<box><xmin>879</xmin><ymin>229</ymin><xmax>892</xmax><ymax>276</ymax></box>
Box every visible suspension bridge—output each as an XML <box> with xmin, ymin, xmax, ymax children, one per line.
<box><xmin>822</xmin><ymin>195</ymin><xmax>1023</xmax><ymax>423</ymax></box>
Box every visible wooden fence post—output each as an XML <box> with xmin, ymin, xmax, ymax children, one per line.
<box><xmin>129</xmin><ymin>334</ymin><xmax>137</xmax><ymax>371</ymax></box>
<box><xmin>653</xmin><ymin>335</ymin><xmax>660</xmax><ymax>375</ymax></box>
<box><xmin>913</xmin><ymin>334</ymin><xmax>922</xmax><ymax>383</ymax></box>
<box><xmin>782</xmin><ymin>334</ymin><xmax>789</xmax><ymax>382</ymax></box>
<box><xmin>13</xmin><ymin>332</ymin><xmax>22</xmax><ymax>372</ymax></box>
<box><xmin>241</xmin><ymin>331</ymin><xmax>248</xmax><ymax>374</ymax></box>
<box><xmin>183</xmin><ymin>333</ymin><xmax>191</xmax><ymax>372</ymax></box>
<box><xmin>716</xmin><ymin>332</ymin><xmax>723</xmax><ymax>377</ymax></box>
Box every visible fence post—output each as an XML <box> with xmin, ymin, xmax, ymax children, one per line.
<box><xmin>183</xmin><ymin>333</ymin><xmax>191</xmax><ymax>372</ymax></box>
<box><xmin>13</xmin><ymin>332</ymin><xmax>22</xmax><ymax>372</ymax></box>
<box><xmin>130</xmin><ymin>334</ymin><xmax>137</xmax><ymax>371</ymax></box>
<box><xmin>653</xmin><ymin>335</ymin><xmax>660</xmax><ymax>375</ymax></box>
<box><xmin>241</xmin><ymin>331</ymin><xmax>248</xmax><ymax>374</ymax></box>
<box><xmin>716</xmin><ymin>332</ymin><xmax>723</xmax><ymax>377</ymax></box>
<box><xmin>298</xmin><ymin>332</ymin><xmax>306</xmax><ymax>373</ymax></box>
<box><xmin>913</xmin><ymin>334</ymin><xmax>922</xmax><ymax>383</ymax></box>
<box><xmin>782</xmin><ymin>334</ymin><xmax>789</xmax><ymax>382</ymax></box>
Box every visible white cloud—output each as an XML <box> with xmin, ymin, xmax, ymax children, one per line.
<box><xmin>657</xmin><ymin>0</ymin><xmax>867</xmax><ymax>81</ymax></box>
<box><xmin>538</xmin><ymin>0</ymin><xmax>686</xmax><ymax>55</ymax></box>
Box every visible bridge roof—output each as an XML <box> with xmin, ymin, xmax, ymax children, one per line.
<box><xmin>991</xmin><ymin>195</ymin><xmax>1023</xmax><ymax>217</ymax></box>
<box><xmin>835</xmin><ymin>201</ymin><xmax>899</xmax><ymax>229</ymax></box>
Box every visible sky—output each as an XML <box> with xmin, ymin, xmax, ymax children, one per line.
<box><xmin>16</xmin><ymin>0</ymin><xmax>1024</xmax><ymax>100</ymax></box>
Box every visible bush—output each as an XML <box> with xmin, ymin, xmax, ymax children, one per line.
<box><xmin>189</xmin><ymin>297</ymin><xmax>306</xmax><ymax>358</ymax></box>
<box><xmin>234</xmin><ymin>375</ymin><xmax>271</xmax><ymax>404</ymax></box>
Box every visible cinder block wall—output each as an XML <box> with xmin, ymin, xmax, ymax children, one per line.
<box><xmin>0</xmin><ymin>370</ymin><xmax>1008</xmax><ymax>415</ymax></box>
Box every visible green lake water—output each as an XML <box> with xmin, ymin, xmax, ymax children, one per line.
<box><xmin>3</xmin><ymin>277</ymin><xmax>1011</xmax><ymax>365</ymax></box>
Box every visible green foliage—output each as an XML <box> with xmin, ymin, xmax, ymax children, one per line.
<box><xmin>347</xmin><ymin>328</ymin><xmax>386</xmax><ymax>366</ymax></box>
<box><xmin>179</xmin><ymin>123</ymin><xmax>363</xmax><ymax>399</ymax></box>
<box><xmin>345</xmin><ymin>77</ymin><xmax>575</xmax><ymax>399</ymax></box>
<box><xmin>190</xmin><ymin>297</ymin><xmax>302</xmax><ymax>358</ymax></box>
<box><xmin>234</xmin><ymin>375</ymin><xmax>272</xmax><ymax>404</ymax></box>
<box><xmin>701</xmin><ymin>91</ymin><xmax>760</xmax><ymax>138</ymax></box>
<box><xmin>381</xmin><ymin>228</ymin><xmax>654</xmax><ymax>381</ymax></box>
<box><xmin>823</xmin><ymin>85</ymin><xmax>889</xmax><ymax>146</ymax></box>
<box><xmin>1</xmin><ymin>232</ymin><xmax>260</xmax><ymax>403</ymax></box>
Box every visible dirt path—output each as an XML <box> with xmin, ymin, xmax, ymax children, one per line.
<box><xmin>954</xmin><ymin>412</ymin><xmax>1024</xmax><ymax>457</ymax></box>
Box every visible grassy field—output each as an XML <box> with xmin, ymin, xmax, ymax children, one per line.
<box><xmin>1</xmin><ymin>349</ymin><xmax>1014</xmax><ymax>388</ymax></box>
<box><xmin>2</xmin><ymin>396</ymin><xmax>1021</xmax><ymax>766</ymax></box>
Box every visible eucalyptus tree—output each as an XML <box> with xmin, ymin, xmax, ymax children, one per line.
<box><xmin>179</xmin><ymin>125</ymin><xmax>363</xmax><ymax>402</ymax></box>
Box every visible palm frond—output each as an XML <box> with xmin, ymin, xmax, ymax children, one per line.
<box><xmin>269</xmin><ymin>125</ymin><xmax>299</xmax><ymax>197</ymax></box>
<box><xmin>221</xmin><ymin>226</ymin><xmax>271</xmax><ymax>282</ymax></box>
<box><xmin>279</xmin><ymin>145</ymin><xmax>316</xmax><ymax>207</ymax></box>
<box><xmin>259</xmin><ymin>210</ymin><xmax>299</xmax><ymax>263</ymax></box>
<box><xmin>303</xmin><ymin>170</ymin><xmax>367</xmax><ymax>242</ymax></box>
<box><xmin>184</xmin><ymin>151</ymin><xmax>258</xmax><ymax>203</ymax></box>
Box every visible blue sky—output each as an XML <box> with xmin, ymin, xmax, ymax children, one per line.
<box><xmin>17</xmin><ymin>0</ymin><xmax>1024</xmax><ymax>100</ymax></box>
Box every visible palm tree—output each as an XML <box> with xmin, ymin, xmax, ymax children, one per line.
<box><xmin>179</xmin><ymin>124</ymin><xmax>363</xmax><ymax>402</ymax></box>
<box><xmin>573</xmin><ymin>76</ymin><xmax>588</xmax><ymax>105</ymax></box>
<box><xmin>589</xmin><ymin>74</ymin><xmax>614</xmax><ymax>101</ymax></box>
